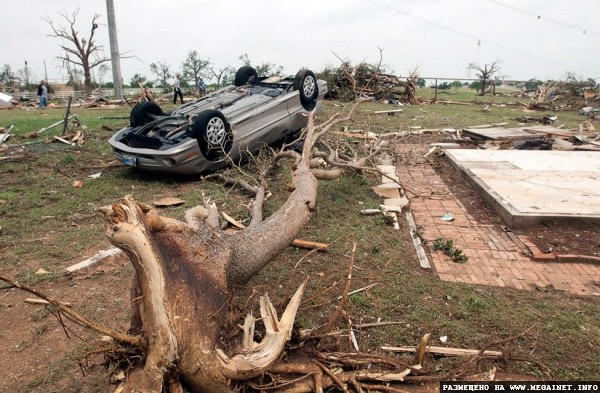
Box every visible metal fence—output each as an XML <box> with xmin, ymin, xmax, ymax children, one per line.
<box><xmin>11</xmin><ymin>88</ymin><xmax>160</xmax><ymax>101</ymax></box>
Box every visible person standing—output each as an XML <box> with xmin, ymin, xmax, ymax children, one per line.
<box><xmin>198</xmin><ymin>78</ymin><xmax>206</xmax><ymax>97</ymax></box>
<box><xmin>173</xmin><ymin>74</ymin><xmax>183</xmax><ymax>104</ymax></box>
<box><xmin>37</xmin><ymin>80</ymin><xmax>48</xmax><ymax>108</ymax></box>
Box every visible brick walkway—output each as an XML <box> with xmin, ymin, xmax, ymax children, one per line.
<box><xmin>395</xmin><ymin>144</ymin><xmax>600</xmax><ymax>296</ymax></box>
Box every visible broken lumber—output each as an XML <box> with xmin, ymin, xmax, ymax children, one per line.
<box><xmin>292</xmin><ymin>239</ymin><xmax>328</xmax><ymax>251</ymax></box>
<box><xmin>373</xmin><ymin>109</ymin><xmax>403</xmax><ymax>115</ymax></box>
<box><xmin>0</xmin><ymin>125</ymin><xmax>13</xmax><ymax>144</ymax></box>
<box><xmin>65</xmin><ymin>247</ymin><xmax>123</xmax><ymax>273</ymax></box>
<box><xmin>39</xmin><ymin>115</ymin><xmax>76</xmax><ymax>133</ymax></box>
<box><xmin>382</xmin><ymin>345</ymin><xmax>502</xmax><ymax>357</ymax></box>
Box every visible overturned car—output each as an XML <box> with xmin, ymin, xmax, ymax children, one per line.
<box><xmin>108</xmin><ymin>67</ymin><xmax>327</xmax><ymax>174</ymax></box>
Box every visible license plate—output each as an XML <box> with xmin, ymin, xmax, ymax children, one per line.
<box><xmin>122</xmin><ymin>154</ymin><xmax>137</xmax><ymax>166</ymax></box>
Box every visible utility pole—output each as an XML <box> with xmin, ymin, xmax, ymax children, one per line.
<box><xmin>24</xmin><ymin>61</ymin><xmax>30</xmax><ymax>86</ymax></box>
<box><xmin>106</xmin><ymin>0</ymin><xmax>124</xmax><ymax>100</ymax></box>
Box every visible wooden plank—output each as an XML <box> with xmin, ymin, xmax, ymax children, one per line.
<box><xmin>373</xmin><ymin>109</ymin><xmax>404</xmax><ymax>114</ymax></box>
<box><xmin>405</xmin><ymin>212</ymin><xmax>431</xmax><ymax>269</ymax></box>
<box><xmin>382</xmin><ymin>345</ymin><xmax>502</xmax><ymax>357</ymax></box>
<box><xmin>291</xmin><ymin>239</ymin><xmax>328</xmax><ymax>251</ymax></box>
<box><xmin>221</xmin><ymin>211</ymin><xmax>245</xmax><ymax>229</ymax></box>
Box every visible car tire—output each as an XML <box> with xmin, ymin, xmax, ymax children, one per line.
<box><xmin>234</xmin><ymin>66</ymin><xmax>258</xmax><ymax>86</ymax></box>
<box><xmin>129</xmin><ymin>101</ymin><xmax>164</xmax><ymax>127</ymax></box>
<box><xmin>293</xmin><ymin>69</ymin><xmax>319</xmax><ymax>111</ymax></box>
<box><xmin>191</xmin><ymin>110</ymin><xmax>233</xmax><ymax>161</ymax></box>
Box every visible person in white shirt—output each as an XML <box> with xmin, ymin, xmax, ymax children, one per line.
<box><xmin>173</xmin><ymin>74</ymin><xmax>183</xmax><ymax>104</ymax></box>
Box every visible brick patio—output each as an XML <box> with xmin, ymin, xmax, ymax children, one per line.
<box><xmin>395</xmin><ymin>144</ymin><xmax>600</xmax><ymax>296</ymax></box>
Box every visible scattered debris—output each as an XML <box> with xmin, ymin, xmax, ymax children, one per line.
<box><xmin>360</xmin><ymin>209</ymin><xmax>382</xmax><ymax>216</ymax></box>
<box><xmin>382</xmin><ymin>345</ymin><xmax>502</xmax><ymax>357</ymax></box>
<box><xmin>291</xmin><ymin>239</ymin><xmax>329</xmax><ymax>251</ymax></box>
<box><xmin>580</xmin><ymin>107</ymin><xmax>600</xmax><ymax>117</ymax></box>
<box><xmin>222</xmin><ymin>211</ymin><xmax>328</xmax><ymax>251</ymax></box>
<box><xmin>152</xmin><ymin>197</ymin><xmax>185</xmax><ymax>207</ymax></box>
<box><xmin>440</xmin><ymin>213</ymin><xmax>454</xmax><ymax>221</ymax></box>
<box><xmin>423</xmin><ymin>146</ymin><xmax>444</xmax><ymax>157</ymax></box>
<box><xmin>35</xmin><ymin>268</ymin><xmax>49</xmax><ymax>275</ymax></box>
<box><xmin>72</xmin><ymin>181</ymin><xmax>84</xmax><ymax>187</ymax></box>
<box><xmin>406</xmin><ymin>211</ymin><xmax>431</xmax><ymax>269</ymax></box>
<box><xmin>373</xmin><ymin>109</ymin><xmax>403</xmax><ymax>115</ymax></box>
<box><xmin>0</xmin><ymin>125</ymin><xmax>13</xmax><ymax>144</ymax></box>
<box><xmin>65</xmin><ymin>247</ymin><xmax>123</xmax><ymax>273</ymax></box>
<box><xmin>25</xmin><ymin>298</ymin><xmax>73</xmax><ymax>307</ymax></box>
<box><xmin>516</xmin><ymin>115</ymin><xmax>557</xmax><ymax>125</ymax></box>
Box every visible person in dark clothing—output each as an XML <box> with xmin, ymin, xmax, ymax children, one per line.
<box><xmin>173</xmin><ymin>74</ymin><xmax>183</xmax><ymax>104</ymax></box>
<box><xmin>37</xmin><ymin>80</ymin><xmax>48</xmax><ymax>108</ymax></box>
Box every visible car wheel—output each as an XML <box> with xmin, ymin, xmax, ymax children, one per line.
<box><xmin>234</xmin><ymin>66</ymin><xmax>258</xmax><ymax>86</ymax></box>
<box><xmin>129</xmin><ymin>101</ymin><xmax>164</xmax><ymax>127</ymax></box>
<box><xmin>191</xmin><ymin>110</ymin><xmax>233</xmax><ymax>161</ymax></box>
<box><xmin>293</xmin><ymin>69</ymin><xmax>319</xmax><ymax>111</ymax></box>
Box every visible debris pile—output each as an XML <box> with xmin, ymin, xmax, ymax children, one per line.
<box><xmin>521</xmin><ymin>82</ymin><xmax>599</xmax><ymax>111</ymax></box>
<box><xmin>321</xmin><ymin>62</ymin><xmax>422</xmax><ymax>104</ymax></box>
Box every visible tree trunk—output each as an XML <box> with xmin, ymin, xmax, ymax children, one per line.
<box><xmin>99</xmin><ymin>157</ymin><xmax>317</xmax><ymax>391</ymax></box>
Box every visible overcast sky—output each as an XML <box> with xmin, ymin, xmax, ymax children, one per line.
<box><xmin>1</xmin><ymin>0</ymin><xmax>599</xmax><ymax>85</ymax></box>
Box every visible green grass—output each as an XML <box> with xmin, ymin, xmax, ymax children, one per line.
<box><xmin>1</xmin><ymin>96</ymin><xmax>599</xmax><ymax>390</ymax></box>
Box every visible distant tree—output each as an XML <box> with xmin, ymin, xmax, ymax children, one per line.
<box><xmin>150</xmin><ymin>61</ymin><xmax>172</xmax><ymax>93</ymax></box>
<box><xmin>450</xmin><ymin>80</ymin><xmax>463</xmax><ymax>89</ymax></box>
<box><xmin>130</xmin><ymin>73</ymin><xmax>148</xmax><ymax>88</ymax></box>
<box><xmin>469</xmin><ymin>81</ymin><xmax>482</xmax><ymax>91</ymax></box>
<box><xmin>66</xmin><ymin>65</ymin><xmax>84</xmax><ymax>90</ymax></box>
<box><xmin>97</xmin><ymin>64</ymin><xmax>110</xmax><ymax>88</ymax></box>
<box><xmin>466</xmin><ymin>59</ymin><xmax>502</xmax><ymax>96</ymax></box>
<box><xmin>438</xmin><ymin>82</ymin><xmax>451</xmax><ymax>90</ymax></box>
<box><xmin>182</xmin><ymin>50</ymin><xmax>210</xmax><ymax>93</ymax></box>
<box><xmin>210</xmin><ymin>65</ymin><xmax>235</xmax><ymax>87</ymax></box>
<box><xmin>0</xmin><ymin>64</ymin><xmax>17</xmax><ymax>86</ymax></box>
<box><xmin>523</xmin><ymin>79</ymin><xmax>543</xmax><ymax>91</ymax></box>
<box><xmin>417</xmin><ymin>78</ymin><xmax>426</xmax><ymax>88</ymax></box>
<box><xmin>239</xmin><ymin>53</ymin><xmax>283</xmax><ymax>76</ymax></box>
<box><xmin>561</xmin><ymin>71</ymin><xmax>582</xmax><ymax>83</ymax></box>
<box><xmin>44</xmin><ymin>9</ymin><xmax>111</xmax><ymax>95</ymax></box>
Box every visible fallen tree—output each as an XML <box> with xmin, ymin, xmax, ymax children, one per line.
<box><xmin>95</xmin><ymin>105</ymin><xmax>380</xmax><ymax>391</ymax></box>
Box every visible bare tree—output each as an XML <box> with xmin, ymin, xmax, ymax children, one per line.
<box><xmin>239</xmin><ymin>53</ymin><xmax>283</xmax><ymax>76</ymax></box>
<box><xmin>181</xmin><ymin>50</ymin><xmax>210</xmax><ymax>93</ymax></box>
<box><xmin>467</xmin><ymin>59</ymin><xmax>502</xmax><ymax>96</ymax></box>
<box><xmin>210</xmin><ymin>65</ymin><xmax>235</xmax><ymax>87</ymax></box>
<box><xmin>44</xmin><ymin>9</ymin><xmax>111</xmax><ymax>96</ymax></box>
<box><xmin>0</xmin><ymin>64</ymin><xmax>17</xmax><ymax>87</ymax></box>
<box><xmin>149</xmin><ymin>60</ymin><xmax>172</xmax><ymax>93</ymax></box>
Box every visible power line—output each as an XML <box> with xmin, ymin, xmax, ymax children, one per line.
<box><xmin>363</xmin><ymin>0</ymin><xmax>598</xmax><ymax>77</ymax></box>
<box><xmin>484</xmin><ymin>0</ymin><xmax>600</xmax><ymax>36</ymax></box>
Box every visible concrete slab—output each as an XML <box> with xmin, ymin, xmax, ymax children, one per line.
<box><xmin>0</xmin><ymin>92</ymin><xmax>12</xmax><ymax>107</ymax></box>
<box><xmin>444</xmin><ymin>149</ymin><xmax>600</xmax><ymax>227</ymax></box>
<box><xmin>462</xmin><ymin>127</ymin><xmax>538</xmax><ymax>140</ymax></box>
